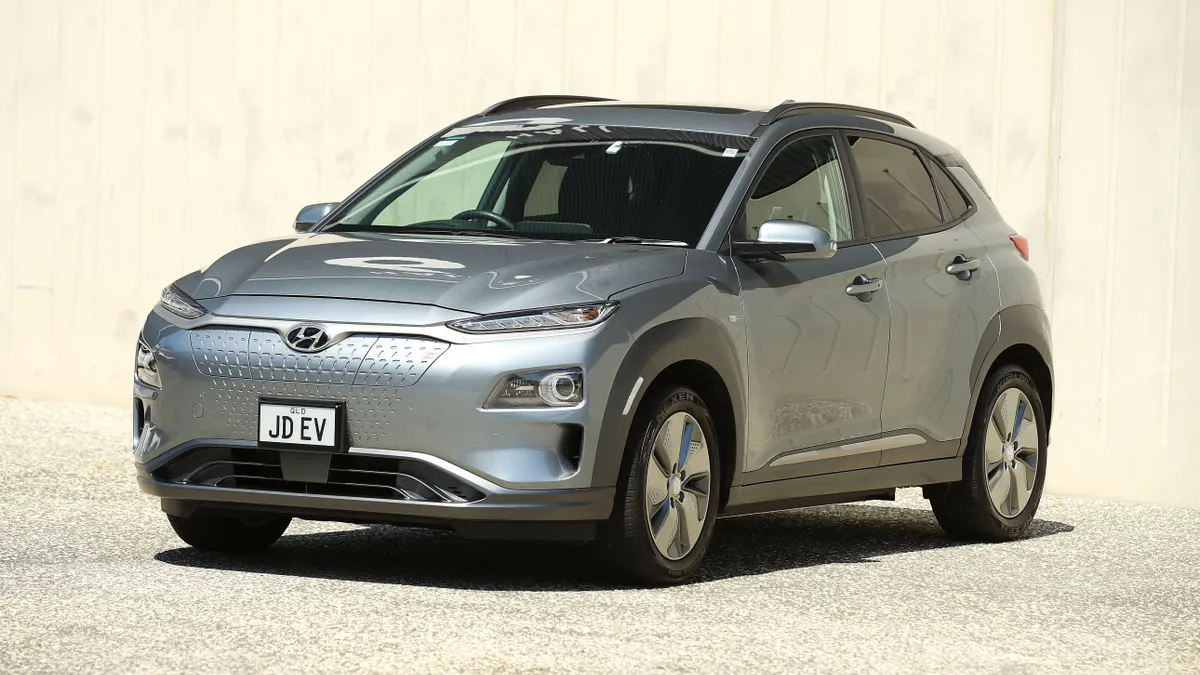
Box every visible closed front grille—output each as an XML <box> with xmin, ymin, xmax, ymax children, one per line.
<box><xmin>155</xmin><ymin>447</ymin><xmax>484</xmax><ymax>503</ymax></box>
<box><xmin>207</xmin><ymin>379</ymin><xmax>403</xmax><ymax>446</ymax></box>
<box><xmin>189</xmin><ymin>328</ymin><xmax>448</xmax><ymax>387</ymax></box>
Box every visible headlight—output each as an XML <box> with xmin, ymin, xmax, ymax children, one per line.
<box><xmin>485</xmin><ymin>368</ymin><xmax>584</xmax><ymax>408</ymax></box>
<box><xmin>135</xmin><ymin>340</ymin><xmax>161</xmax><ymax>388</ymax></box>
<box><xmin>159</xmin><ymin>284</ymin><xmax>207</xmax><ymax>320</ymax></box>
<box><xmin>448</xmin><ymin>302</ymin><xmax>618</xmax><ymax>333</ymax></box>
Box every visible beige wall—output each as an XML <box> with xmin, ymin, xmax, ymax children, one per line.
<box><xmin>1050</xmin><ymin>0</ymin><xmax>1200</xmax><ymax>508</ymax></box>
<box><xmin>0</xmin><ymin>0</ymin><xmax>1195</xmax><ymax>508</ymax></box>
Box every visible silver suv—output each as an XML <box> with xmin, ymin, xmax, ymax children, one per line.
<box><xmin>134</xmin><ymin>97</ymin><xmax>1053</xmax><ymax>585</ymax></box>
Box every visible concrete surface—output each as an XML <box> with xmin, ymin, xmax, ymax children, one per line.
<box><xmin>1</xmin><ymin>397</ymin><xmax>1197</xmax><ymax>674</ymax></box>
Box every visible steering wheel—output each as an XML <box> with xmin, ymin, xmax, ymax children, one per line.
<box><xmin>452</xmin><ymin>209</ymin><xmax>516</xmax><ymax>231</ymax></box>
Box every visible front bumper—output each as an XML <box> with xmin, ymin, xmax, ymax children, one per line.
<box><xmin>136</xmin><ymin>439</ymin><xmax>614</xmax><ymax>539</ymax></box>
<box><xmin>135</xmin><ymin>297</ymin><xmax>630</xmax><ymax>491</ymax></box>
<box><xmin>133</xmin><ymin>296</ymin><xmax>632</xmax><ymax>537</ymax></box>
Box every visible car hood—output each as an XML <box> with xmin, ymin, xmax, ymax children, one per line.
<box><xmin>187</xmin><ymin>232</ymin><xmax>687</xmax><ymax>315</ymax></box>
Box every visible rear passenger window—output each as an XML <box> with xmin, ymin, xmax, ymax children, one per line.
<box><xmin>928</xmin><ymin>160</ymin><xmax>970</xmax><ymax>222</ymax></box>
<box><xmin>848</xmin><ymin>137</ymin><xmax>942</xmax><ymax>238</ymax></box>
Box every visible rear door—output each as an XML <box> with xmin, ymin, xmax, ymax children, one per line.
<box><xmin>844</xmin><ymin>134</ymin><xmax>1000</xmax><ymax>463</ymax></box>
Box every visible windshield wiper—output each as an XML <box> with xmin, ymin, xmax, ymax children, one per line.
<box><xmin>328</xmin><ymin>223</ymin><xmax>527</xmax><ymax>239</ymax></box>
<box><xmin>586</xmin><ymin>236</ymin><xmax>690</xmax><ymax>247</ymax></box>
<box><xmin>398</xmin><ymin>227</ymin><xmax>528</xmax><ymax>238</ymax></box>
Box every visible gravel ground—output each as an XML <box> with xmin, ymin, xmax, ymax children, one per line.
<box><xmin>1</xmin><ymin>397</ymin><xmax>1198</xmax><ymax>674</ymax></box>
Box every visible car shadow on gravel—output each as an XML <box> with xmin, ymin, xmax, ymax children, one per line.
<box><xmin>155</xmin><ymin>502</ymin><xmax>1073</xmax><ymax>591</ymax></box>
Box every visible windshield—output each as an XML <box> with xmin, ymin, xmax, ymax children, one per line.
<box><xmin>327</xmin><ymin>120</ymin><xmax>751</xmax><ymax>246</ymax></box>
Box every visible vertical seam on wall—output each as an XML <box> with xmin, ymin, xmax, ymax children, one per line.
<box><xmin>768</xmin><ymin>0</ymin><xmax>779</xmax><ymax>100</ymax></box>
<box><xmin>768</xmin><ymin>0</ymin><xmax>779</xmax><ymax>101</ymax></box>
<box><xmin>933</xmin><ymin>0</ymin><xmax>945</xmax><ymax>130</ymax></box>
<box><xmin>1160</xmin><ymin>0</ymin><xmax>1189</xmax><ymax>444</ymax></box>
<box><xmin>821</xmin><ymin>0</ymin><xmax>831</xmax><ymax>97</ymax></box>
<box><xmin>512</xmin><ymin>0</ymin><xmax>520</xmax><ymax>95</ymax></box>
<box><xmin>7</xmin><ymin>0</ymin><xmax>21</xmax><ymax>337</ymax></box>
<box><xmin>877</xmin><ymin>0</ymin><xmax>887</xmax><ymax>107</ymax></box>
<box><xmin>182</xmin><ymin>0</ymin><xmax>195</xmax><ymax>296</ymax></box>
<box><xmin>988</xmin><ymin>0</ymin><xmax>1005</xmax><ymax>193</ymax></box>
<box><xmin>610</xmin><ymin>0</ymin><xmax>618</xmax><ymax>96</ymax></box>
<box><xmin>320</xmin><ymin>0</ymin><xmax>331</xmax><ymax>196</ymax></box>
<box><xmin>272</xmin><ymin>0</ymin><xmax>283</xmax><ymax>238</ymax></box>
<box><xmin>559</xmin><ymin>0</ymin><xmax>567</xmax><ymax>93</ymax></box>
<box><xmin>366</xmin><ymin>0</ymin><xmax>377</xmax><ymax>156</ymax></box>
<box><xmin>226</xmin><ymin>2</ymin><xmax>237</xmax><ymax>246</ymax></box>
<box><xmin>92</xmin><ymin>0</ymin><xmax>106</xmax><ymax>335</ymax></box>
<box><xmin>1098</xmin><ymin>0</ymin><xmax>1126</xmax><ymax>441</ymax></box>
<box><xmin>135</xmin><ymin>0</ymin><xmax>148</xmax><ymax>305</ymax></box>
<box><xmin>52</xmin><ymin>1</ymin><xmax>65</xmax><ymax>336</ymax></box>
<box><xmin>1045</xmin><ymin>0</ymin><xmax>1067</xmax><ymax>320</ymax></box>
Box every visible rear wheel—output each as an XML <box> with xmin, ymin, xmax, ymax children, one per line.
<box><xmin>930</xmin><ymin>364</ymin><xmax>1047</xmax><ymax>541</ymax></box>
<box><xmin>601</xmin><ymin>386</ymin><xmax>721</xmax><ymax>586</ymax></box>
<box><xmin>167</xmin><ymin>512</ymin><xmax>291</xmax><ymax>552</ymax></box>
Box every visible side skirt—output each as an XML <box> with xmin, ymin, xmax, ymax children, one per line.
<box><xmin>722</xmin><ymin>457</ymin><xmax>961</xmax><ymax>517</ymax></box>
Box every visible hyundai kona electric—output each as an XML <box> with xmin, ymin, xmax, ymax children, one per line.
<box><xmin>134</xmin><ymin>97</ymin><xmax>1053</xmax><ymax>585</ymax></box>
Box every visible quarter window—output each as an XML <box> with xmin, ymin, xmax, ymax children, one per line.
<box><xmin>744</xmin><ymin>135</ymin><xmax>853</xmax><ymax>242</ymax></box>
<box><xmin>847</xmin><ymin>137</ymin><xmax>942</xmax><ymax>238</ymax></box>
<box><xmin>928</xmin><ymin>160</ymin><xmax>970</xmax><ymax>222</ymax></box>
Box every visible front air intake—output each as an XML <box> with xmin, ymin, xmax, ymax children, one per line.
<box><xmin>154</xmin><ymin>447</ymin><xmax>483</xmax><ymax>503</ymax></box>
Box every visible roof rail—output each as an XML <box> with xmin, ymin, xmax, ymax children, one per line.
<box><xmin>758</xmin><ymin>100</ymin><xmax>915</xmax><ymax>128</ymax></box>
<box><xmin>478</xmin><ymin>95</ymin><xmax>616</xmax><ymax>116</ymax></box>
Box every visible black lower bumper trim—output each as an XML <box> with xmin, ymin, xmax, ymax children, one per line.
<box><xmin>160</xmin><ymin>498</ymin><xmax>600</xmax><ymax>541</ymax></box>
<box><xmin>140</xmin><ymin>476</ymin><xmax>614</xmax><ymax>524</ymax></box>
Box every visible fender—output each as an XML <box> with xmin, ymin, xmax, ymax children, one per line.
<box><xmin>591</xmin><ymin>317</ymin><xmax>746</xmax><ymax>495</ymax></box>
<box><xmin>958</xmin><ymin>303</ymin><xmax>1054</xmax><ymax>456</ymax></box>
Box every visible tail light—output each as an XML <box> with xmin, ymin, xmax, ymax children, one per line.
<box><xmin>1010</xmin><ymin>234</ymin><xmax>1030</xmax><ymax>261</ymax></box>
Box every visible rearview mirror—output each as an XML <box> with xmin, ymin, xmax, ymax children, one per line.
<box><xmin>733</xmin><ymin>220</ymin><xmax>837</xmax><ymax>262</ymax></box>
<box><xmin>294</xmin><ymin>202</ymin><xmax>339</xmax><ymax>232</ymax></box>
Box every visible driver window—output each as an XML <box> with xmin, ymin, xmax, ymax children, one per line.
<box><xmin>743</xmin><ymin>135</ymin><xmax>853</xmax><ymax>242</ymax></box>
<box><xmin>373</xmin><ymin>141</ymin><xmax>509</xmax><ymax>226</ymax></box>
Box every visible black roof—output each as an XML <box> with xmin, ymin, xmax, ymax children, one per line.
<box><xmin>474</xmin><ymin>95</ymin><xmax>910</xmax><ymax>135</ymax></box>
<box><xmin>470</xmin><ymin>95</ymin><xmax>962</xmax><ymax>159</ymax></box>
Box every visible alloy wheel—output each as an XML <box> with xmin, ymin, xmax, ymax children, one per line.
<box><xmin>985</xmin><ymin>387</ymin><xmax>1040</xmax><ymax>518</ymax></box>
<box><xmin>644</xmin><ymin>411</ymin><xmax>713</xmax><ymax>561</ymax></box>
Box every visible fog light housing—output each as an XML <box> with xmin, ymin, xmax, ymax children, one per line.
<box><xmin>135</xmin><ymin>340</ymin><xmax>161</xmax><ymax>388</ymax></box>
<box><xmin>133</xmin><ymin>399</ymin><xmax>146</xmax><ymax>450</ymax></box>
<box><xmin>485</xmin><ymin>368</ymin><xmax>584</xmax><ymax>409</ymax></box>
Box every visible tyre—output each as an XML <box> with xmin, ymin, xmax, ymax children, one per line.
<box><xmin>930</xmin><ymin>363</ymin><xmax>1047</xmax><ymax>541</ymax></box>
<box><xmin>167</xmin><ymin>512</ymin><xmax>292</xmax><ymax>552</ymax></box>
<box><xmin>601</xmin><ymin>386</ymin><xmax>721</xmax><ymax>586</ymax></box>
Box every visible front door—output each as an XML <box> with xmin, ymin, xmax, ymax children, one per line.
<box><xmin>734</xmin><ymin>133</ymin><xmax>891</xmax><ymax>476</ymax></box>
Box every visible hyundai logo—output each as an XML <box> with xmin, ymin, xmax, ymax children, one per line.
<box><xmin>285</xmin><ymin>324</ymin><xmax>331</xmax><ymax>353</ymax></box>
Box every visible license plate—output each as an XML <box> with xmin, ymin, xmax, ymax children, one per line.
<box><xmin>258</xmin><ymin>399</ymin><xmax>341</xmax><ymax>450</ymax></box>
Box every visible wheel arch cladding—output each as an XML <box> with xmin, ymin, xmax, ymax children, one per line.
<box><xmin>991</xmin><ymin>343</ymin><xmax>1053</xmax><ymax>428</ymax></box>
<box><xmin>961</xmin><ymin>304</ymin><xmax>1054</xmax><ymax>455</ymax></box>
<box><xmin>592</xmin><ymin>318</ymin><xmax>744</xmax><ymax>506</ymax></box>
<box><xmin>646</xmin><ymin>360</ymin><xmax>738</xmax><ymax>510</ymax></box>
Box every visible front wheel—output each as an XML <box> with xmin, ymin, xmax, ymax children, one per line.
<box><xmin>930</xmin><ymin>364</ymin><xmax>1047</xmax><ymax>541</ymax></box>
<box><xmin>601</xmin><ymin>386</ymin><xmax>721</xmax><ymax>586</ymax></box>
<box><xmin>167</xmin><ymin>512</ymin><xmax>292</xmax><ymax>552</ymax></box>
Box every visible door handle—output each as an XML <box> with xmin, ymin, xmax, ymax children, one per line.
<box><xmin>845</xmin><ymin>275</ymin><xmax>882</xmax><ymax>302</ymax></box>
<box><xmin>945</xmin><ymin>255</ymin><xmax>981</xmax><ymax>281</ymax></box>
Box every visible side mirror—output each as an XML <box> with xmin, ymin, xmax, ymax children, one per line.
<box><xmin>294</xmin><ymin>202</ymin><xmax>339</xmax><ymax>232</ymax></box>
<box><xmin>733</xmin><ymin>220</ymin><xmax>837</xmax><ymax>262</ymax></box>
